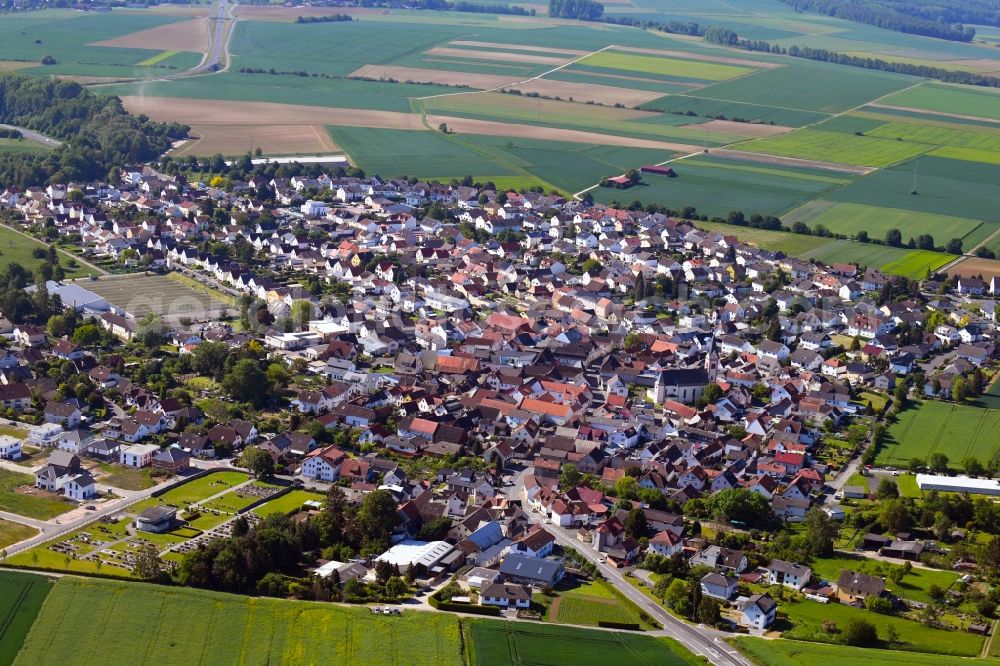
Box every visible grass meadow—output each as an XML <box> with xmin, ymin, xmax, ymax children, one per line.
<box><xmin>787</xmin><ymin>202</ymin><xmax>984</xmax><ymax>247</ymax></box>
<box><xmin>0</xmin><ymin>520</ymin><xmax>37</xmax><ymax>550</ymax></box>
<box><xmin>880</xmin><ymin>400</ymin><xmax>1000</xmax><ymax>468</ymax></box>
<box><xmin>779</xmin><ymin>598</ymin><xmax>983</xmax><ymax>656</ymax></box>
<box><xmin>0</xmin><ymin>226</ymin><xmax>90</xmax><ymax>279</ymax></box>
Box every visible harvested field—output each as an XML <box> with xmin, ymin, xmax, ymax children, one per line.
<box><xmin>424</xmin><ymin>115</ymin><xmax>702</xmax><ymax>150</ymax></box>
<box><xmin>683</xmin><ymin>119</ymin><xmax>792</xmax><ymax>137</ymax></box>
<box><xmin>501</xmin><ymin>79</ymin><xmax>664</xmax><ymax>106</ymax></box>
<box><xmin>425</xmin><ymin>47</ymin><xmax>569</xmax><ymax>66</ymax></box>
<box><xmin>449</xmin><ymin>40</ymin><xmax>588</xmax><ymax>57</ymax></box>
<box><xmin>121</xmin><ymin>96</ymin><xmax>425</xmax><ymax>130</ymax></box>
<box><xmin>173</xmin><ymin>124</ymin><xmax>340</xmax><ymax>157</ymax></box>
<box><xmin>90</xmin><ymin>17</ymin><xmax>209</xmax><ymax>53</ymax></box>
<box><xmin>0</xmin><ymin>61</ymin><xmax>31</xmax><ymax>72</ymax></box>
<box><xmin>349</xmin><ymin>65</ymin><xmax>511</xmax><ymax>89</ymax></box>
<box><xmin>233</xmin><ymin>5</ymin><xmax>389</xmax><ymax>20</ymax></box>
<box><xmin>708</xmin><ymin>148</ymin><xmax>876</xmax><ymax>175</ymax></box>
<box><xmin>615</xmin><ymin>46</ymin><xmax>781</xmax><ymax>69</ymax></box>
<box><xmin>947</xmin><ymin>256</ymin><xmax>1000</xmax><ymax>279</ymax></box>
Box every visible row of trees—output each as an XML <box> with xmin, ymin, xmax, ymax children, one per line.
<box><xmin>705</xmin><ymin>26</ymin><xmax>1000</xmax><ymax>87</ymax></box>
<box><xmin>778</xmin><ymin>0</ymin><xmax>975</xmax><ymax>42</ymax></box>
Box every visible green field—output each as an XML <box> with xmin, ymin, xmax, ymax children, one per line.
<box><xmin>578</xmin><ymin>50</ymin><xmax>753</xmax><ymax>81</ymax></box>
<box><xmin>593</xmin><ymin>154</ymin><xmax>852</xmax><ymax>217</ymax></box>
<box><xmin>879</xmin><ymin>250</ymin><xmax>955</xmax><ymax>279</ymax></box>
<box><xmin>329</xmin><ymin>127</ymin><xmax>674</xmax><ymax>193</ymax></box>
<box><xmin>0</xmin><ymin>469</ymin><xmax>73</xmax><ymax>521</ymax></box>
<box><xmin>0</xmin><ymin>519</ymin><xmax>36</xmax><ymax>550</ymax></box>
<box><xmin>786</xmin><ymin>202</ymin><xmax>984</xmax><ymax>247</ymax></box>
<box><xmin>879</xmin><ymin>83</ymin><xmax>1000</xmax><ymax>122</ymax></box>
<box><xmin>732</xmin><ymin>129</ymin><xmax>930</xmax><ymax>167</ymax></box>
<box><xmin>880</xmin><ymin>401</ymin><xmax>1000</xmax><ymax>468</ymax></box>
<box><xmin>0</xmin><ymin>226</ymin><xmax>91</xmax><ymax>279</ymax></box>
<box><xmin>466</xmin><ymin>619</ymin><xmax>701</xmax><ymax>666</ymax></box>
<box><xmin>734</xmin><ymin>637</ymin><xmax>1000</xmax><ymax>666</ymax></box>
<box><xmin>546</xmin><ymin>580</ymin><xmax>646</xmax><ymax>628</ymax></box>
<box><xmin>0</xmin><ymin>10</ymin><xmax>201</xmax><ymax>78</ymax></box>
<box><xmin>695</xmin><ymin>221</ymin><xmax>833</xmax><ymax>255</ymax></box>
<box><xmin>809</xmin><ymin>554</ymin><xmax>958</xmax><ymax>604</ymax></box>
<box><xmin>692</xmin><ymin>62</ymin><xmax>915</xmax><ymax>114</ymax></box>
<box><xmin>827</xmin><ymin>157</ymin><xmax>1000</xmax><ymax>222</ymax></box>
<box><xmin>0</xmin><ymin>571</ymin><xmax>53</xmax><ymax>666</ymax></box>
<box><xmin>867</xmin><ymin>121</ymin><xmax>1000</xmax><ymax>153</ymax></box>
<box><xmin>14</xmin><ymin>576</ymin><xmax>463</xmax><ymax>666</ymax></box>
<box><xmin>253</xmin><ymin>489</ymin><xmax>325</xmax><ymax>517</ymax></box>
<box><xmin>641</xmin><ymin>94</ymin><xmax>832</xmax><ymax>127</ymax></box>
<box><xmin>781</xmin><ymin>598</ymin><xmax>982</xmax><ymax>656</ymax></box>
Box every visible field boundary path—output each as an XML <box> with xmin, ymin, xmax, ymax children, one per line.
<box><xmin>415</xmin><ymin>44</ymin><xmax>618</xmax><ymax>101</ymax></box>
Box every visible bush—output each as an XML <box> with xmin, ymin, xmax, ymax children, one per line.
<box><xmin>843</xmin><ymin>618</ymin><xmax>878</xmax><ymax>646</ymax></box>
<box><xmin>597</xmin><ymin>621</ymin><xmax>641</xmax><ymax>630</ymax></box>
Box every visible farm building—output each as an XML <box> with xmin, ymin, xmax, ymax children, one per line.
<box><xmin>606</xmin><ymin>175</ymin><xmax>633</xmax><ymax>188</ymax></box>
<box><xmin>640</xmin><ymin>165</ymin><xmax>675</xmax><ymax>177</ymax></box>
<box><xmin>916</xmin><ymin>474</ymin><xmax>1000</xmax><ymax>496</ymax></box>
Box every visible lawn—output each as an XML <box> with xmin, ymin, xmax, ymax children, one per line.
<box><xmin>0</xmin><ymin>225</ymin><xmax>91</xmax><ymax>279</ymax></box>
<box><xmin>0</xmin><ymin>469</ymin><xmax>73</xmax><ymax>521</ymax></box>
<box><xmin>0</xmin><ymin>571</ymin><xmax>53</xmax><ymax>666</ymax></box>
<box><xmin>0</xmin><ymin>519</ymin><xmax>36</xmax><ymax>550</ymax></box>
<box><xmin>15</xmin><ymin>576</ymin><xmax>463</xmax><ymax>666</ymax></box>
<box><xmin>734</xmin><ymin>637</ymin><xmax>1000</xmax><ymax>666</ymax></box>
<box><xmin>895</xmin><ymin>474</ymin><xmax>921</xmax><ymax>498</ymax></box>
<box><xmin>253</xmin><ymin>489</ymin><xmax>325</xmax><ymax>517</ymax></box>
<box><xmin>879</xmin><ymin>83</ymin><xmax>1000</xmax><ymax>122</ymax></box>
<box><xmin>466</xmin><ymin>618</ymin><xmax>702</xmax><ymax>666</ymax></box>
<box><xmin>142</xmin><ymin>471</ymin><xmax>248</xmax><ymax>509</ymax></box>
<box><xmin>780</xmin><ymin>597</ymin><xmax>982</xmax><ymax>656</ymax></box>
<box><xmin>856</xmin><ymin>391</ymin><xmax>888</xmax><ymax>412</ymax></box>
<box><xmin>809</xmin><ymin>553</ymin><xmax>958</xmax><ymax>604</ymax></box>
<box><xmin>593</xmin><ymin>154</ymin><xmax>852</xmax><ymax>218</ymax></box>
<box><xmin>786</xmin><ymin>202</ymin><xmax>984</xmax><ymax>249</ymax></box>
<box><xmin>199</xmin><ymin>482</ymin><xmax>280</xmax><ymax>514</ymax></box>
<box><xmin>578</xmin><ymin>50</ymin><xmax>753</xmax><ymax>81</ymax></box>
<box><xmin>880</xmin><ymin>400</ymin><xmax>1000</xmax><ymax>468</ymax></box>
<box><xmin>731</xmin><ymin>129</ymin><xmax>931</xmax><ymax>167</ymax></box>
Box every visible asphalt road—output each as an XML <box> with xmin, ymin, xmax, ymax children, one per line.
<box><xmin>0</xmin><ymin>123</ymin><xmax>61</xmax><ymax>149</ymax></box>
<box><xmin>507</xmin><ymin>467</ymin><xmax>751</xmax><ymax>666</ymax></box>
<box><xmin>193</xmin><ymin>0</ymin><xmax>231</xmax><ymax>74</ymax></box>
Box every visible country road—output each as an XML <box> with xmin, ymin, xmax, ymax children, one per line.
<box><xmin>0</xmin><ymin>123</ymin><xmax>62</xmax><ymax>149</ymax></box>
<box><xmin>508</xmin><ymin>467</ymin><xmax>751</xmax><ymax>666</ymax></box>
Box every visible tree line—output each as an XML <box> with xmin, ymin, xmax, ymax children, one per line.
<box><xmin>0</xmin><ymin>74</ymin><xmax>188</xmax><ymax>188</ymax></box>
<box><xmin>777</xmin><ymin>0</ymin><xmax>975</xmax><ymax>42</ymax></box>
<box><xmin>295</xmin><ymin>14</ymin><xmax>353</xmax><ymax>23</ymax></box>
<box><xmin>548</xmin><ymin>0</ymin><xmax>604</xmax><ymax>20</ymax></box>
<box><xmin>704</xmin><ymin>26</ymin><xmax>1000</xmax><ymax>87</ymax></box>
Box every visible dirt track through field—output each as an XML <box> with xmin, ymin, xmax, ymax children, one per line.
<box><xmin>425</xmin><ymin>114</ymin><xmax>702</xmax><ymax>150</ymax></box>
<box><xmin>683</xmin><ymin>119</ymin><xmax>794</xmax><ymax>137</ymax></box>
<box><xmin>708</xmin><ymin>148</ymin><xmax>877</xmax><ymax>174</ymax></box>
<box><xmin>90</xmin><ymin>18</ymin><xmax>210</xmax><ymax>53</ymax></box>
<box><xmin>449</xmin><ymin>40</ymin><xmax>589</xmax><ymax>57</ymax></box>
<box><xmin>426</xmin><ymin>47</ymin><xmax>570</xmax><ymax>66</ymax></box>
